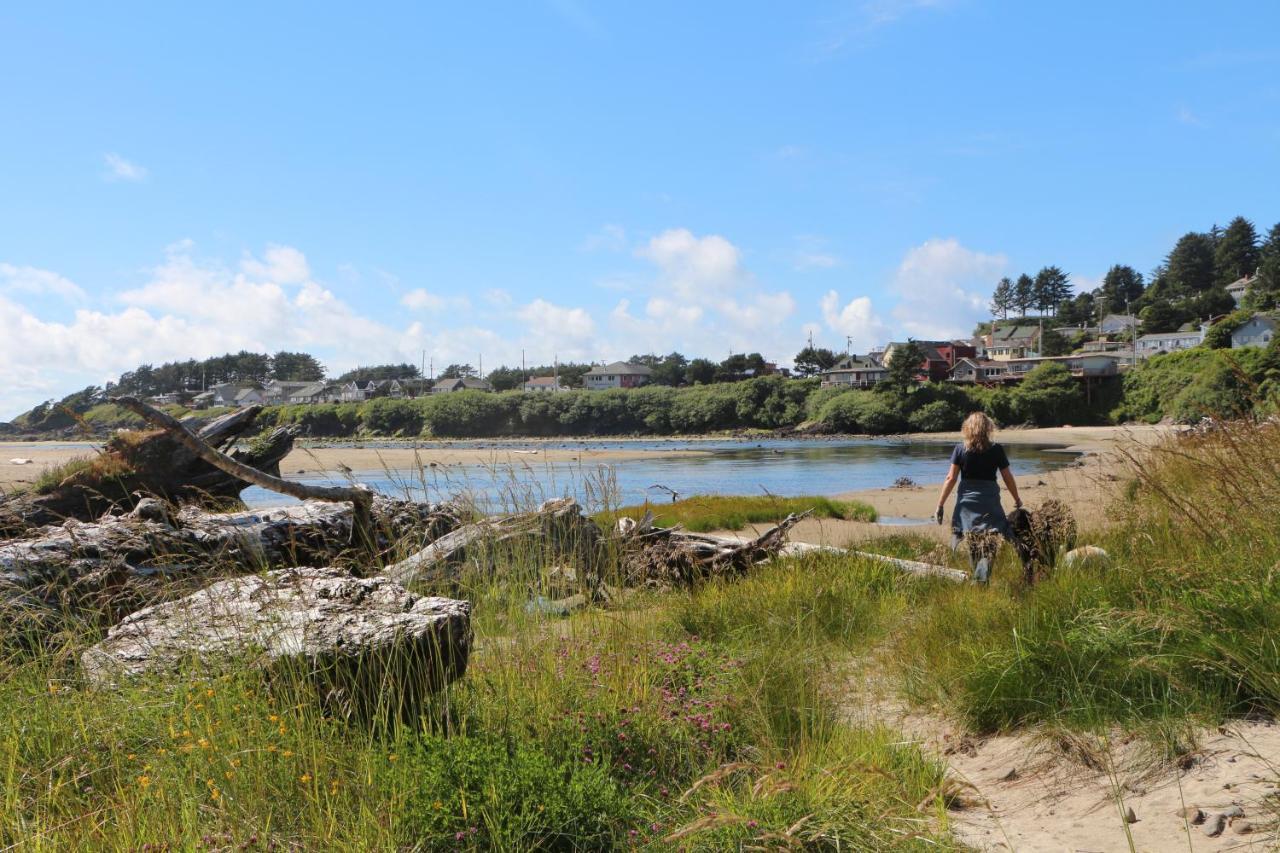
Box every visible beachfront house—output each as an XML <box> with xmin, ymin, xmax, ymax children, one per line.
<box><xmin>523</xmin><ymin>376</ymin><xmax>567</xmax><ymax>392</ymax></box>
<box><xmin>1136</xmin><ymin>328</ymin><xmax>1203</xmax><ymax>358</ymax></box>
<box><xmin>430</xmin><ymin>377</ymin><xmax>492</xmax><ymax>393</ymax></box>
<box><xmin>819</xmin><ymin>355</ymin><xmax>887</xmax><ymax>388</ymax></box>
<box><xmin>1231</xmin><ymin>314</ymin><xmax>1276</xmax><ymax>349</ymax></box>
<box><xmin>583</xmin><ymin>362</ymin><xmax>653</xmax><ymax>390</ymax></box>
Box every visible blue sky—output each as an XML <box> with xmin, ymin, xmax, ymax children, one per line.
<box><xmin>2</xmin><ymin>1</ymin><xmax>1278</xmax><ymax>416</ymax></box>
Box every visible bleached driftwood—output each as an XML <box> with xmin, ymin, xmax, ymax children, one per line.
<box><xmin>82</xmin><ymin>566</ymin><xmax>472</xmax><ymax>722</ymax></box>
<box><xmin>115</xmin><ymin>396</ymin><xmax>377</xmax><ymax>550</ymax></box>
<box><xmin>0</xmin><ymin>405</ymin><xmax>296</xmax><ymax>536</ymax></box>
<box><xmin>615</xmin><ymin>512</ymin><xmax>811</xmax><ymax>587</ymax></box>
<box><xmin>0</xmin><ymin>496</ymin><xmax>463</xmax><ymax>626</ymax></box>
<box><xmin>383</xmin><ymin>498</ymin><xmax>602</xmax><ymax>587</ymax></box>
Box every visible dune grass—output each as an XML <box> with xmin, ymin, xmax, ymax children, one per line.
<box><xmin>4</xmin><ymin>420</ymin><xmax>1279</xmax><ymax>848</ymax></box>
<box><xmin>600</xmin><ymin>493</ymin><xmax>877</xmax><ymax>533</ymax></box>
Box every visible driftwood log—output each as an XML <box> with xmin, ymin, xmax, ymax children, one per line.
<box><xmin>113</xmin><ymin>396</ymin><xmax>380</xmax><ymax>552</ymax></box>
<box><xmin>81</xmin><ymin>566</ymin><xmax>472</xmax><ymax>723</ymax></box>
<box><xmin>614</xmin><ymin>511</ymin><xmax>811</xmax><ymax>587</ymax></box>
<box><xmin>384</xmin><ymin>498</ymin><xmax>603</xmax><ymax>589</ymax></box>
<box><xmin>0</xmin><ymin>405</ymin><xmax>295</xmax><ymax>536</ymax></box>
<box><xmin>0</xmin><ymin>496</ymin><xmax>463</xmax><ymax>631</ymax></box>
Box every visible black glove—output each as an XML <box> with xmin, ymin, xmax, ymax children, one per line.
<box><xmin>934</xmin><ymin>505</ymin><xmax>945</xmax><ymax>525</ymax></box>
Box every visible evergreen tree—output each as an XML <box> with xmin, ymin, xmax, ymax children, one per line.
<box><xmin>1013</xmin><ymin>273</ymin><xmax>1035</xmax><ymax>317</ymax></box>
<box><xmin>1246</xmin><ymin>222</ymin><xmax>1280</xmax><ymax>310</ymax></box>
<box><xmin>438</xmin><ymin>364</ymin><xmax>478</xmax><ymax>379</ymax></box>
<box><xmin>792</xmin><ymin>346</ymin><xmax>838</xmax><ymax>377</ymax></box>
<box><xmin>1096</xmin><ymin>264</ymin><xmax>1145</xmax><ymax>316</ymax></box>
<box><xmin>1165</xmin><ymin>232</ymin><xmax>1217</xmax><ymax>294</ymax></box>
<box><xmin>685</xmin><ymin>358</ymin><xmax>718</xmax><ymax>384</ymax></box>
<box><xmin>1033</xmin><ymin>266</ymin><xmax>1072</xmax><ymax>315</ymax></box>
<box><xmin>990</xmin><ymin>277</ymin><xmax>1013</xmax><ymax>319</ymax></box>
<box><xmin>271</xmin><ymin>351</ymin><xmax>325</xmax><ymax>381</ymax></box>
<box><xmin>1214</xmin><ymin>216</ymin><xmax>1261</xmax><ymax>286</ymax></box>
<box><xmin>885</xmin><ymin>340</ymin><xmax>927</xmax><ymax>391</ymax></box>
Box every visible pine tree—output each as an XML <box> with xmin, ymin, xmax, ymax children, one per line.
<box><xmin>1096</xmin><ymin>264</ymin><xmax>1145</xmax><ymax>316</ymax></box>
<box><xmin>886</xmin><ymin>340</ymin><xmax>927</xmax><ymax>391</ymax></box>
<box><xmin>1213</xmin><ymin>216</ymin><xmax>1261</xmax><ymax>286</ymax></box>
<box><xmin>990</xmin><ymin>277</ymin><xmax>1013</xmax><ymax>319</ymax></box>
<box><xmin>1033</xmin><ymin>266</ymin><xmax>1071</xmax><ymax>316</ymax></box>
<box><xmin>1165</xmin><ymin>232</ymin><xmax>1217</xmax><ymax>294</ymax></box>
<box><xmin>1245</xmin><ymin>222</ymin><xmax>1280</xmax><ymax>311</ymax></box>
<box><xmin>1013</xmin><ymin>274</ymin><xmax>1035</xmax><ymax>317</ymax></box>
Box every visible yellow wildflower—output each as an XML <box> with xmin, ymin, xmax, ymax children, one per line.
<box><xmin>137</xmin><ymin>775</ymin><xmax>151</xmax><ymax>789</ymax></box>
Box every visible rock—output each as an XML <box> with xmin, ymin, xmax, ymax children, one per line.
<box><xmin>1232</xmin><ymin>819</ymin><xmax>1253</xmax><ymax>835</ymax></box>
<box><xmin>1221</xmin><ymin>806</ymin><xmax>1245</xmax><ymax>819</ymax></box>
<box><xmin>1203</xmin><ymin>813</ymin><xmax>1227</xmax><ymax>837</ymax></box>
<box><xmin>1123</xmin><ymin>806</ymin><xmax>1138</xmax><ymax>824</ymax></box>
<box><xmin>82</xmin><ymin>566</ymin><xmax>471</xmax><ymax>722</ymax></box>
<box><xmin>1178</xmin><ymin>806</ymin><xmax>1205</xmax><ymax>825</ymax></box>
<box><xmin>998</xmin><ymin>767</ymin><xmax>1018</xmax><ymax>782</ymax></box>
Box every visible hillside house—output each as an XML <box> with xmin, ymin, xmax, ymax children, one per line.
<box><xmin>523</xmin><ymin>376</ymin><xmax>567</xmax><ymax>392</ymax></box>
<box><xmin>1231</xmin><ymin>314</ymin><xmax>1276</xmax><ymax>349</ymax></box>
<box><xmin>234</xmin><ymin>387</ymin><xmax>265</xmax><ymax>407</ymax></box>
<box><xmin>1099</xmin><ymin>314</ymin><xmax>1137</xmax><ymax>335</ymax></box>
<box><xmin>1136</xmin><ymin>328</ymin><xmax>1203</xmax><ymax>358</ymax></box>
<box><xmin>1004</xmin><ymin>353</ymin><xmax>1124</xmax><ymax>378</ymax></box>
<box><xmin>1226</xmin><ymin>274</ymin><xmax>1256</xmax><ymax>307</ymax></box>
<box><xmin>948</xmin><ymin>357</ymin><xmax>1011</xmax><ymax>384</ymax></box>
<box><xmin>583</xmin><ymin>362</ymin><xmax>653</xmax><ymax>390</ymax></box>
<box><xmin>819</xmin><ymin>356</ymin><xmax>887</xmax><ymax>388</ymax></box>
<box><xmin>430</xmin><ymin>377</ymin><xmax>492</xmax><ymax>393</ymax></box>
<box><xmin>985</xmin><ymin>324</ymin><xmax>1042</xmax><ymax>360</ymax></box>
<box><xmin>882</xmin><ymin>341</ymin><xmax>972</xmax><ymax>381</ymax></box>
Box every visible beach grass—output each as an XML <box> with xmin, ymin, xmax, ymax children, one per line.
<box><xmin>599</xmin><ymin>493</ymin><xmax>877</xmax><ymax>533</ymax></box>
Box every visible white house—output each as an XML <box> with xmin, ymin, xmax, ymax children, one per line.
<box><xmin>1135</xmin><ymin>329</ymin><xmax>1203</xmax><ymax>358</ymax></box>
<box><xmin>819</xmin><ymin>355</ymin><xmax>887</xmax><ymax>388</ymax></box>
<box><xmin>583</xmin><ymin>362</ymin><xmax>653</xmax><ymax>390</ymax></box>
<box><xmin>523</xmin><ymin>376</ymin><xmax>567</xmax><ymax>392</ymax></box>
<box><xmin>948</xmin><ymin>357</ymin><xmax>1011</xmax><ymax>384</ymax></box>
<box><xmin>1231</xmin><ymin>314</ymin><xmax>1276</xmax><ymax>349</ymax></box>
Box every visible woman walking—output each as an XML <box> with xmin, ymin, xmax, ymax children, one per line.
<box><xmin>934</xmin><ymin>412</ymin><xmax>1023</xmax><ymax>582</ymax></box>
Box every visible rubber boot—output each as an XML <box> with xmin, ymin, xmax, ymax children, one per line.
<box><xmin>973</xmin><ymin>556</ymin><xmax>991</xmax><ymax>584</ymax></box>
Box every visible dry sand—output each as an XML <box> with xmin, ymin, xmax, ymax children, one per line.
<box><xmin>843</xmin><ymin>677</ymin><xmax>1280</xmax><ymax>853</ymax></box>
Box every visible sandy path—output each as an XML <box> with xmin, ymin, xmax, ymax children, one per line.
<box><xmin>843</xmin><ymin>681</ymin><xmax>1279</xmax><ymax>852</ymax></box>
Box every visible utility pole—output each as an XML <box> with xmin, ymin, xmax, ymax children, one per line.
<box><xmin>522</xmin><ymin>349</ymin><xmax>526</xmax><ymax>378</ymax></box>
<box><xmin>845</xmin><ymin>335</ymin><xmax>853</xmax><ymax>355</ymax></box>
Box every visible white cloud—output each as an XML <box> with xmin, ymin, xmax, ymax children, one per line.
<box><xmin>103</xmin><ymin>152</ymin><xmax>147</xmax><ymax>182</ymax></box>
<box><xmin>888</xmin><ymin>237</ymin><xmax>1006</xmax><ymax>340</ymax></box>
<box><xmin>821</xmin><ymin>290</ymin><xmax>891</xmax><ymax>351</ymax></box>
<box><xmin>0</xmin><ymin>263</ymin><xmax>87</xmax><ymax>302</ymax></box>
<box><xmin>637</xmin><ymin>228</ymin><xmax>742</xmax><ymax>296</ymax></box>
<box><xmin>517</xmin><ymin>298</ymin><xmax>596</xmax><ymax>341</ymax></box>
<box><xmin>401</xmin><ymin>289</ymin><xmax>445</xmax><ymax>311</ymax></box>
<box><xmin>240</xmin><ymin>244</ymin><xmax>311</xmax><ymax>283</ymax></box>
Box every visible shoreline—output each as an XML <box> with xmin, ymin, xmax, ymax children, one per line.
<box><xmin>0</xmin><ymin>425</ymin><xmax>1170</xmax><ymax>501</ymax></box>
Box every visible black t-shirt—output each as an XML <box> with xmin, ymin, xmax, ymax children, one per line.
<box><xmin>949</xmin><ymin>442</ymin><xmax>1010</xmax><ymax>482</ymax></box>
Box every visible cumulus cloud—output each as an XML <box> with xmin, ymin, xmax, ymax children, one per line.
<box><xmin>888</xmin><ymin>238</ymin><xmax>1006</xmax><ymax>340</ymax></box>
<box><xmin>637</xmin><ymin>229</ymin><xmax>742</xmax><ymax>296</ymax></box>
<box><xmin>240</xmin><ymin>244</ymin><xmax>311</xmax><ymax>283</ymax></box>
<box><xmin>820</xmin><ymin>291</ymin><xmax>891</xmax><ymax>351</ymax></box>
<box><xmin>103</xmin><ymin>152</ymin><xmax>147</xmax><ymax>182</ymax></box>
<box><xmin>517</xmin><ymin>298</ymin><xmax>596</xmax><ymax>342</ymax></box>
<box><xmin>0</xmin><ymin>263</ymin><xmax>86</xmax><ymax>302</ymax></box>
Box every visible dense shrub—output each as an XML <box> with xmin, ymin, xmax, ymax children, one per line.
<box><xmin>359</xmin><ymin>398</ymin><xmax>425</xmax><ymax>436</ymax></box>
<box><xmin>1114</xmin><ymin>346</ymin><xmax>1275</xmax><ymax>423</ymax></box>
<box><xmin>815</xmin><ymin>391</ymin><xmax>908</xmax><ymax>434</ymax></box>
<box><xmin>1007</xmin><ymin>363</ymin><xmax>1083</xmax><ymax>426</ymax></box>
<box><xmin>907</xmin><ymin>399</ymin><xmax>963</xmax><ymax>432</ymax></box>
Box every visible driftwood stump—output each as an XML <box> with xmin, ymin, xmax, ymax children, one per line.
<box><xmin>0</xmin><ymin>406</ymin><xmax>295</xmax><ymax>536</ymax></box>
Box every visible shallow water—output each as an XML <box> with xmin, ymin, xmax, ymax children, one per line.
<box><xmin>241</xmin><ymin>437</ymin><xmax>1077</xmax><ymax>514</ymax></box>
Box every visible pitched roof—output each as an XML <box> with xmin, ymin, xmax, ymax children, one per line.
<box><xmin>990</xmin><ymin>324</ymin><xmax>1041</xmax><ymax>341</ymax></box>
<box><xmin>524</xmin><ymin>376</ymin><xmax>561</xmax><ymax>386</ymax></box>
<box><xmin>585</xmin><ymin>361</ymin><xmax>653</xmax><ymax>376</ymax></box>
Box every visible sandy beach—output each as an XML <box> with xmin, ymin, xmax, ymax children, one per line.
<box><xmin>733</xmin><ymin>424</ymin><xmax>1172</xmax><ymax>546</ymax></box>
<box><xmin>0</xmin><ymin>426</ymin><xmax>1171</xmax><ymax>530</ymax></box>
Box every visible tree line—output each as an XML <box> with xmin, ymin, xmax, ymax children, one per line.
<box><xmin>987</xmin><ymin>216</ymin><xmax>1280</xmax><ymax>335</ymax></box>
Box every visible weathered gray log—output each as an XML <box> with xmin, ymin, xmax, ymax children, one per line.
<box><xmin>81</xmin><ymin>566</ymin><xmax>471</xmax><ymax>722</ymax></box>
<box><xmin>0</xmin><ymin>496</ymin><xmax>463</xmax><ymax>626</ymax></box>
<box><xmin>616</xmin><ymin>512</ymin><xmax>811</xmax><ymax>587</ymax></box>
<box><xmin>383</xmin><ymin>497</ymin><xmax>602</xmax><ymax>589</ymax></box>
<box><xmin>0</xmin><ymin>406</ymin><xmax>296</xmax><ymax>536</ymax></box>
<box><xmin>114</xmin><ymin>396</ymin><xmax>376</xmax><ymax>551</ymax></box>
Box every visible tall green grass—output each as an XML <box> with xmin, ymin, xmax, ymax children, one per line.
<box><xmin>894</xmin><ymin>419</ymin><xmax>1280</xmax><ymax>733</ymax></box>
<box><xmin>601</xmin><ymin>494</ymin><xmax>877</xmax><ymax>533</ymax></box>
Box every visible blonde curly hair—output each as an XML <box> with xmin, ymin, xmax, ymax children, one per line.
<box><xmin>961</xmin><ymin>412</ymin><xmax>995</xmax><ymax>452</ymax></box>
